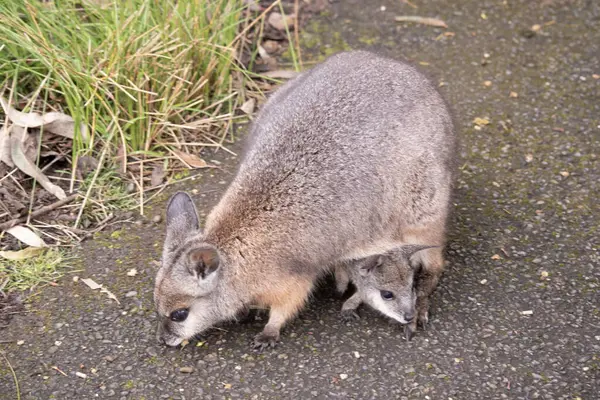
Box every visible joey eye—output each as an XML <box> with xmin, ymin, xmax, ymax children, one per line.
<box><xmin>380</xmin><ymin>290</ymin><xmax>394</xmax><ymax>300</ymax></box>
<box><xmin>170</xmin><ymin>308</ymin><xmax>189</xmax><ymax>322</ymax></box>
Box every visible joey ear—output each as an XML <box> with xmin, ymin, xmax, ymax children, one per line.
<box><xmin>164</xmin><ymin>192</ymin><xmax>200</xmax><ymax>250</ymax></box>
<box><xmin>188</xmin><ymin>246</ymin><xmax>220</xmax><ymax>279</ymax></box>
<box><xmin>399</xmin><ymin>244</ymin><xmax>440</xmax><ymax>259</ymax></box>
<box><xmin>358</xmin><ymin>255</ymin><xmax>383</xmax><ymax>277</ymax></box>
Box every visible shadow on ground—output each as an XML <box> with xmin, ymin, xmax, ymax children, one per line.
<box><xmin>1</xmin><ymin>0</ymin><xmax>599</xmax><ymax>398</ymax></box>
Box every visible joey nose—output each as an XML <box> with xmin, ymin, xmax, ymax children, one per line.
<box><xmin>404</xmin><ymin>313</ymin><xmax>415</xmax><ymax>323</ymax></box>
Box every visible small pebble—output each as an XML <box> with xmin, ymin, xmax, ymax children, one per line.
<box><xmin>339</xmin><ymin>373</ymin><xmax>348</xmax><ymax>380</ymax></box>
<box><xmin>17</xmin><ymin>340</ymin><xmax>24</xmax><ymax>346</ymax></box>
<box><xmin>180</xmin><ymin>367</ymin><xmax>194</xmax><ymax>374</ymax></box>
<box><xmin>521</xmin><ymin>310</ymin><xmax>533</xmax><ymax>315</ymax></box>
<box><xmin>75</xmin><ymin>372</ymin><xmax>87</xmax><ymax>379</ymax></box>
<box><xmin>125</xmin><ymin>291</ymin><xmax>137</xmax><ymax>298</ymax></box>
<box><xmin>353</xmin><ymin>351</ymin><xmax>360</xmax><ymax>359</ymax></box>
<box><xmin>277</xmin><ymin>353</ymin><xmax>288</xmax><ymax>360</ymax></box>
<box><xmin>152</xmin><ymin>215</ymin><xmax>162</xmax><ymax>223</ymax></box>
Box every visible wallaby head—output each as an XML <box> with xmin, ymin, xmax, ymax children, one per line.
<box><xmin>352</xmin><ymin>245</ymin><xmax>437</xmax><ymax>324</ymax></box>
<box><xmin>154</xmin><ymin>192</ymin><xmax>238</xmax><ymax>347</ymax></box>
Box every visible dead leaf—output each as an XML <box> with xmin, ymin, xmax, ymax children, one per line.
<box><xmin>240</xmin><ymin>98</ymin><xmax>256</xmax><ymax>115</ymax></box>
<box><xmin>101</xmin><ymin>287</ymin><xmax>120</xmax><ymax>304</ymax></box>
<box><xmin>525</xmin><ymin>154</ymin><xmax>534</xmax><ymax>163</ymax></box>
<box><xmin>483</xmin><ymin>80</ymin><xmax>492</xmax><ymax>87</ymax></box>
<box><xmin>81</xmin><ymin>278</ymin><xmax>120</xmax><ymax>304</ymax></box>
<box><xmin>491</xmin><ymin>254</ymin><xmax>501</xmax><ymax>260</ymax></box>
<box><xmin>172</xmin><ymin>149</ymin><xmax>208</xmax><ymax>169</ymax></box>
<box><xmin>268</xmin><ymin>12</ymin><xmax>295</xmax><ymax>31</ymax></box>
<box><xmin>0</xmin><ymin>247</ymin><xmax>45</xmax><ymax>260</ymax></box>
<box><xmin>262</xmin><ymin>70</ymin><xmax>301</xmax><ymax>79</ymax></box>
<box><xmin>258</xmin><ymin>44</ymin><xmax>270</xmax><ymax>61</ymax></box>
<box><xmin>593</xmin><ymin>74</ymin><xmax>599</xmax><ymax>80</ymax></box>
<box><xmin>223</xmin><ymin>383</ymin><xmax>232</xmax><ymax>389</ymax></box>
<box><xmin>0</xmin><ymin>96</ymin><xmax>88</xmax><ymax>143</ymax></box>
<box><xmin>261</xmin><ymin>40</ymin><xmax>280</xmax><ymax>54</ymax></box>
<box><xmin>243</xmin><ymin>0</ymin><xmax>260</xmax><ymax>12</ymax></box>
<box><xmin>394</xmin><ymin>16</ymin><xmax>448</xmax><ymax>28</ymax></box>
<box><xmin>509</xmin><ymin>91</ymin><xmax>518</xmax><ymax>98</ymax></box>
<box><xmin>126</xmin><ymin>268</ymin><xmax>138</xmax><ymax>277</ymax></box>
<box><xmin>257</xmin><ymin>44</ymin><xmax>277</xmax><ymax>69</ymax></box>
<box><xmin>81</xmin><ymin>278</ymin><xmax>102</xmax><ymax>290</ymax></box>
<box><xmin>10</xmin><ymin>126</ymin><xmax>67</xmax><ymax>200</ymax></box>
<box><xmin>0</xmin><ymin>126</ymin><xmax>13</xmax><ymax>167</ymax></box>
<box><xmin>150</xmin><ymin>164</ymin><xmax>165</xmax><ymax>187</ymax></box>
<box><xmin>5</xmin><ymin>225</ymin><xmax>46</xmax><ymax>247</ymax></box>
<box><xmin>559</xmin><ymin>171</ymin><xmax>570</xmax><ymax>177</ymax></box>
<box><xmin>473</xmin><ymin>117</ymin><xmax>490</xmax><ymax>127</ymax></box>
<box><xmin>480</xmin><ymin>12</ymin><xmax>487</xmax><ymax>20</ymax></box>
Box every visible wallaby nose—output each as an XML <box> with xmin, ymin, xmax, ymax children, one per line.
<box><xmin>404</xmin><ymin>313</ymin><xmax>415</xmax><ymax>322</ymax></box>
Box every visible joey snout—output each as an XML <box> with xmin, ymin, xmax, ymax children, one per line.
<box><xmin>156</xmin><ymin>319</ymin><xmax>184</xmax><ymax>347</ymax></box>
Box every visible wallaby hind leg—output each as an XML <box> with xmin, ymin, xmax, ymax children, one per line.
<box><xmin>404</xmin><ymin>246</ymin><xmax>445</xmax><ymax>341</ymax></box>
<box><xmin>253</xmin><ymin>279</ymin><xmax>313</xmax><ymax>351</ymax></box>
<box><xmin>334</xmin><ymin>263</ymin><xmax>350</xmax><ymax>296</ymax></box>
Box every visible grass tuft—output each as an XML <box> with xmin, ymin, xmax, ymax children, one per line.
<box><xmin>0</xmin><ymin>248</ymin><xmax>73</xmax><ymax>292</ymax></box>
<box><xmin>0</xmin><ymin>0</ymin><xmax>249</xmax><ymax>175</ymax></box>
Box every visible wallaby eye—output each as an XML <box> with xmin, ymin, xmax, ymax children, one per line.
<box><xmin>380</xmin><ymin>290</ymin><xmax>394</xmax><ymax>300</ymax></box>
<box><xmin>170</xmin><ymin>308</ymin><xmax>189</xmax><ymax>322</ymax></box>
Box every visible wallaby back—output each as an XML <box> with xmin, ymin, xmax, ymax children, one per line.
<box><xmin>154</xmin><ymin>50</ymin><xmax>457</xmax><ymax>348</ymax></box>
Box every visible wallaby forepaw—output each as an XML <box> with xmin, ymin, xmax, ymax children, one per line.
<box><xmin>404</xmin><ymin>322</ymin><xmax>416</xmax><ymax>341</ymax></box>
<box><xmin>252</xmin><ymin>332</ymin><xmax>279</xmax><ymax>351</ymax></box>
<box><xmin>341</xmin><ymin>309</ymin><xmax>360</xmax><ymax>322</ymax></box>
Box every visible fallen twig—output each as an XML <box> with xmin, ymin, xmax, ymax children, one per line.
<box><xmin>395</xmin><ymin>16</ymin><xmax>448</xmax><ymax>28</ymax></box>
<box><xmin>0</xmin><ymin>193</ymin><xmax>79</xmax><ymax>232</ymax></box>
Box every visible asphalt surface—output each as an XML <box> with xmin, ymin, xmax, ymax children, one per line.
<box><xmin>1</xmin><ymin>0</ymin><xmax>599</xmax><ymax>398</ymax></box>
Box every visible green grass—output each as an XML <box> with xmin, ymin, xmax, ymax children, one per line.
<box><xmin>0</xmin><ymin>0</ymin><xmax>250</xmax><ymax>178</ymax></box>
<box><xmin>0</xmin><ymin>248</ymin><xmax>73</xmax><ymax>292</ymax></box>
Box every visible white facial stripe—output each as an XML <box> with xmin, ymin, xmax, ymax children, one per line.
<box><xmin>366</xmin><ymin>291</ymin><xmax>407</xmax><ymax>324</ymax></box>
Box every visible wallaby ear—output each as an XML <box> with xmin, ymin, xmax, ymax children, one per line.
<box><xmin>164</xmin><ymin>192</ymin><xmax>200</xmax><ymax>251</ymax></box>
<box><xmin>399</xmin><ymin>244</ymin><xmax>440</xmax><ymax>259</ymax></box>
<box><xmin>187</xmin><ymin>246</ymin><xmax>220</xmax><ymax>279</ymax></box>
<box><xmin>358</xmin><ymin>255</ymin><xmax>383</xmax><ymax>277</ymax></box>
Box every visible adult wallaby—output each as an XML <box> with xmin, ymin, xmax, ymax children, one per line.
<box><xmin>154</xmin><ymin>50</ymin><xmax>457</xmax><ymax>349</ymax></box>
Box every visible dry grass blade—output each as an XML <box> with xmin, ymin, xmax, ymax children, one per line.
<box><xmin>0</xmin><ymin>351</ymin><xmax>20</xmax><ymax>400</ymax></box>
<box><xmin>394</xmin><ymin>16</ymin><xmax>448</xmax><ymax>28</ymax></box>
<box><xmin>262</xmin><ymin>70</ymin><xmax>301</xmax><ymax>79</ymax></box>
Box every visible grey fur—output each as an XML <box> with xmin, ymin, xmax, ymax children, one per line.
<box><xmin>154</xmin><ymin>50</ymin><xmax>457</xmax><ymax>348</ymax></box>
